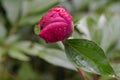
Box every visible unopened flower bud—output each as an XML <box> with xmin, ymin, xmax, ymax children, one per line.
<box><xmin>38</xmin><ymin>6</ymin><xmax>73</xmax><ymax>43</ymax></box>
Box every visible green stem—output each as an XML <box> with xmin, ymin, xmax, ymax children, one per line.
<box><xmin>9</xmin><ymin>21</ymin><xmax>19</xmax><ymax>36</ymax></box>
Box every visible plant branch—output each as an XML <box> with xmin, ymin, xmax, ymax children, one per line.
<box><xmin>77</xmin><ymin>68</ymin><xmax>86</xmax><ymax>80</ymax></box>
<box><xmin>93</xmin><ymin>74</ymin><xmax>98</xmax><ymax>80</ymax></box>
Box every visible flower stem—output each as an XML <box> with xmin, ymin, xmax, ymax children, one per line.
<box><xmin>9</xmin><ymin>21</ymin><xmax>19</xmax><ymax>36</ymax></box>
<box><xmin>77</xmin><ymin>68</ymin><xmax>86</xmax><ymax>80</ymax></box>
<box><xmin>93</xmin><ymin>74</ymin><xmax>98</xmax><ymax>80</ymax></box>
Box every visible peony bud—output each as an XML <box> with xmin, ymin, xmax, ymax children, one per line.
<box><xmin>38</xmin><ymin>6</ymin><xmax>73</xmax><ymax>43</ymax></box>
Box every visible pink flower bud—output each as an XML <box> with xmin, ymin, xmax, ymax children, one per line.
<box><xmin>38</xmin><ymin>6</ymin><xmax>73</xmax><ymax>43</ymax></box>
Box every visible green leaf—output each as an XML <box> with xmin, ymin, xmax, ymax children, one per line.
<box><xmin>86</xmin><ymin>15</ymin><xmax>104</xmax><ymax>45</ymax></box>
<box><xmin>21</xmin><ymin>0</ymin><xmax>59</xmax><ymax>16</ymax></box>
<box><xmin>112</xmin><ymin>63</ymin><xmax>120</xmax><ymax>78</ymax></box>
<box><xmin>64</xmin><ymin>39</ymin><xmax>115</xmax><ymax>76</ymax></box>
<box><xmin>100</xmin><ymin>15</ymin><xmax>120</xmax><ymax>52</ymax></box>
<box><xmin>92</xmin><ymin>14</ymin><xmax>106</xmax><ymax>44</ymax></box>
<box><xmin>13</xmin><ymin>42</ymin><xmax>44</xmax><ymax>56</ymax></box>
<box><xmin>1</xmin><ymin>0</ymin><xmax>22</xmax><ymax>24</ymax></box>
<box><xmin>8</xmin><ymin>49</ymin><xmax>29</xmax><ymax>61</ymax></box>
<box><xmin>19</xmin><ymin>0</ymin><xmax>59</xmax><ymax>25</ymax></box>
<box><xmin>5</xmin><ymin>35</ymin><xmax>19</xmax><ymax>45</ymax></box>
<box><xmin>76</xmin><ymin>17</ymin><xmax>91</xmax><ymax>39</ymax></box>
<box><xmin>89</xmin><ymin>0</ymin><xmax>107</xmax><ymax>12</ymax></box>
<box><xmin>0</xmin><ymin>47</ymin><xmax>6</xmax><ymax>62</ymax></box>
<box><xmin>107</xmin><ymin>2</ymin><xmax>120</xmax><ymax>13</ymax></box>
<box><xmin>12</xmin><ymin>41</ymin><xmax>32</xmax><ymax>54</ymax></box>
<box><xmin>19</xmin><ymin>14</ymin><xmax>42</xmax><ymax>25</ymax></box>
<box><xmin>0</xmin><ymin>22</ymin><xmax>6</xmax><ymax>40</ymax></box>
<box><xmin>18</xmin><ymin>63</ymin><xmax>39</xmax><ymax>80</ymax></box>
<box><xmin>38</xmin><ymin>49</ymin><xmax>76</xmax><ymax>70</ymax></box>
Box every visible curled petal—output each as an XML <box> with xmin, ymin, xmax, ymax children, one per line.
<box><xmin>39</xmin><ymin>22</ymin><xmax>72</xmax><ymax>43</ymax></box>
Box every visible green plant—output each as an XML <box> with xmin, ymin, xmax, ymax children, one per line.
<box><xmin>0</xmin><ymin>0</ymin><xmax>120</xmax><ymax>80</ymax></box>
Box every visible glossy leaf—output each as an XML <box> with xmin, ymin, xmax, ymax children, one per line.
<box><xmin>64</xmin><ymin>39</ymin><xmax>115</xmax><ymax>76</ymax></box>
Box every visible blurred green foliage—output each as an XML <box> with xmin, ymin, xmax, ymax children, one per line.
<box><xmin>0</xmin><ymin>0</ymin><xmax>120</xmax><ymax>80</ymax></box>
